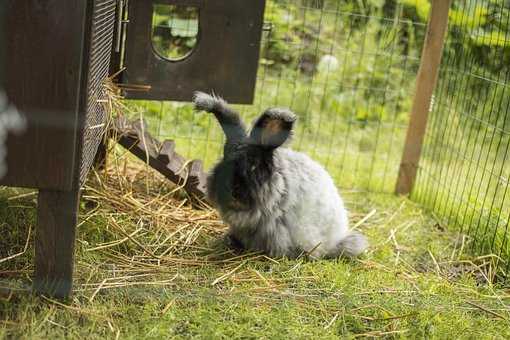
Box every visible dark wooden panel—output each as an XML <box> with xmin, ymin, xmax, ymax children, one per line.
<box><xmin>122</xmin><ymin>0</ymin><xmax>266</xmax><ymax>103</ymax></box>
<box><xmin>34</xmin><ymin>188</ymin><xmax>80</xmax><ymax>299</ymax></box>
<box><xmin>0</xmin><ymin>0</ymin><xmax>88</xmax><ymax>190</ymax></box>
<box><xmin>0</xmin><ymin>3</ymin><xmax>5</xmax><ymax>94</ymax></box>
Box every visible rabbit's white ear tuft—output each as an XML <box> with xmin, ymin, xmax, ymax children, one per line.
<box><xmin>193</xmin><ymin>91</ymin><xmax>226</xmax><ymax>112</ymax></box>
<box><xmin>250</xmin><ymin>108</ymin><xmax>296</xmax><ymax>149</ymax></box>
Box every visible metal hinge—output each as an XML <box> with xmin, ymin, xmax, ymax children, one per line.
<box><xmin>114</xmin><ymin>0</ymin><xmax>129</xmax><ymax>53</ymax></box>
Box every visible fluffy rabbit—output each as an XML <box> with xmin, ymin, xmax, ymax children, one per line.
<box><xmin>193</xmin><ymin>92</ymin><xmax>368</xmax><ymax>259</ymax></box>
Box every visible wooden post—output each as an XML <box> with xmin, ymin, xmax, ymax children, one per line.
<box><xmin>0</xmin><ymin>2</ymin><xmax>5</xmax><ymax>93</ymax></box>
<box><xmin>34</xmin><ymin>189</ymin><xmax>80</xmax><ymax>299</ymax></box>
<box><xmin>395</xmin><ymin>0</ymin><xmax>451</xmax><ymax>195</ymax></box>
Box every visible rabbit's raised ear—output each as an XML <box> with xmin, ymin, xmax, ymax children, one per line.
<box><xmin>250</xmin><ymin>108</ymin><xmax>296</xmax><ymax>149</ymax></box>
<box><xmin>193</xmin><ymin>91</ymin><xmax>247</xmax><ymax>143</ymax></box>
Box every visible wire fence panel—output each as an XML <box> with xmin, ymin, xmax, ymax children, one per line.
<box><xmin>413</xmin><ymin>0</ymin><xmax>510</xmax><ymax>277</ymax></box>
<box><xmin>117</xmin><ymin>0</ymin><xmax>510</xmax><ymax>277</ymax></box>
<box><xmin>126</xmin><ymin>0</ymin><xmax>426</xmax><ymax>193</ymax></box>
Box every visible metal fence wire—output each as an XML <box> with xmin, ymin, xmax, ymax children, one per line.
<box><xmin>130</xmin><ymin>0</ymin><xmax>426</xmax><ymax>193</ymax></box>
<box><xmin>126</xmin><ymin>1</ymin><xmax>510</xmax><ymax>275</ymax></box>
<box><xmin>413</xmin><ymin>1</ymin><xmax>510</xmax><ymax>276</ymax></box>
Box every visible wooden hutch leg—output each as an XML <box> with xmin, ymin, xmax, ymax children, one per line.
<box><xmin>33</xmin><ymin>188</ymin><xmax>80</xmax><ymax>299</ymax></box>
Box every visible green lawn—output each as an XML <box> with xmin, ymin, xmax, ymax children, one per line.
<box><xmin>1</xmin><ymin>160</ymin><xmax>510</xmax><ymax>339</ymax></box>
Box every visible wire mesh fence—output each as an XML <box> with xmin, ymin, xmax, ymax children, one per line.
<box><xmin>413</xmin><ymin>0</ymin><xmax>510</xmax><ymax>276</ymax></box>
<box><xmin>126</xmin><ymin>0</ymin><xmax>426</xmax><ymax>193</ymax></box>
<box><xmin>122</xmin><ymin>1</ymin><xmax>510</xmax><ymax>275</ymax></box>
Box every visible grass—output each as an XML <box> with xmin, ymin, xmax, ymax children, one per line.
<box><xmin>1</xmin><ymin>156</ymin><xmax>510</xmax><ymax>339</ymax></box>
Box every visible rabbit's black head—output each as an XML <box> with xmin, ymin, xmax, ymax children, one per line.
<box><xmin>193</xmin><ymin>92</ymin><xmax>296</xmax><ymax>211</ymax></box>
<box><xmin>210</xmin><ymin>108</ymin><xmax>296</xmax><ymax>211</ymax></box>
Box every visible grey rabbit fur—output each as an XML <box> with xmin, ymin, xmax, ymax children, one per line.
<box><xmin>193</xmin><ymin>91</ymin><xmax>368</xmax><ymax>259</ymax></box>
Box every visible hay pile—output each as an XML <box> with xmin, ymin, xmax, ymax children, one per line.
<box><xmin>74</xmin><ymin>148</ymin><xmax>409</xmax><ymax>303</ymax></box>
<box><xmin>77</xmin><ymin>158</ymin><xmax>284</xmax><ymax>295</ymax></box>
<box><xmin>75</xmin><ymin>76</ymin><xmax>328</xmax><ymax>294</ymax></box>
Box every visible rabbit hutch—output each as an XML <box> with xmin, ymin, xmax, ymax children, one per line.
<box><xmin>0</xmin><ymin>0</ymin><xmax>265</xmax><ymax>298</ymax></box>
<box><xmin>2</xmin><ymin>0</ymin><xmax>510</xmax><ymax>299</ymax></box>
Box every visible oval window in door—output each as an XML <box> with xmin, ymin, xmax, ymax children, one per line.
<box><xmin>151</xmin><ymin>4</ymin><xmax>199</xmax><ymax>61</ymax></box>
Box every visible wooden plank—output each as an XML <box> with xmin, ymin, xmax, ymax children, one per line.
<box><xmin>0</xmin><ymin>3</ymin><xmax>5</xmax><ymax>92</ymax></box>
<box><xmin>157</xmin><ymin>140</ymin><xmax>176</xmax><ymax>163</ymax></box>
<box><xmin>0</xmin><ymin>0</ymin><xmax>87</xmax><ymax>190</ymax></box>
<box><xmin>34</xmin><ymin>189</ymin><xmax>81</xmax><ymax>299</ymax></box>
<box><xmin>187</xmin><ymin>160</ymin><xmax>207</xmax><ymax>198</ymax></box>
<box><xmin>132</xmin><ymin>118</ymin><xmax>160</xmax><ymax>158</ymax></box>
<box><xmin>121</xmin><ymin>0</ymin><xmax>266</xmax><ymax>103</ymax></box>
<box><xmin>395</xmin><ymin>0</ymin><xmax>452</xmax><ymax>195</ymax></box>
<box><xmin>113</xmin><ymin>117</ymin><xmax>208</xmax><ymax>202</ymax></box>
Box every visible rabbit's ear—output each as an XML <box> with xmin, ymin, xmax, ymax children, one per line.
<box><xmin>193</xmin><ymin>91</ymin><xmax>247</xmax><ymax>143</ymax></box>
<box><xmin>250</xmin><ymin>108</ymin><xmax>296</xmax><ymax>149</ymax></box>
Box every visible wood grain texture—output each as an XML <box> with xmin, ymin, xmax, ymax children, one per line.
<box><xmin>34</xmin><ymin>189</ymin><xmax>80</xmax><ymax>299</ymax></box>
<box><xmin>121</xmin><ymin>0</ymin><xmax>266</xmax><ymax>103</ymax></box>
<box><xmin>0</xmin><ymin>0</ymin><xmax>88</xmax><ymax>190</ymax></box>
<box><xmin>395</xmin><ymin>0</ymin><xmax>452</xmax><ymax>195</ymax></box>
<box><xmin>2</xmin><ymin>0</ymin><xmax>116</xmax><ymax>299</ymax></box>
<box><xmin>113</xmin><ymin>116</ymin><xmax>208</xmax><ymax>201</ymax></box>
<box><xmin>0</xmin><ymin>3</ymin><xmax>5</xmax><ymax>92</ymax></box>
